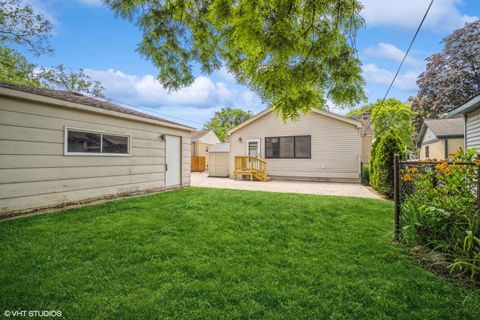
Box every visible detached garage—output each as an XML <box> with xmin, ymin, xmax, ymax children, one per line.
<box><xmin>208</xmin><ymin>143</ymin><xmax>230</xmax><ymax>177</ymax></box>
<box><xmin>0</xmin><ymin>83</ymin><xmax>193</xmax><ymax>217</ymax></box>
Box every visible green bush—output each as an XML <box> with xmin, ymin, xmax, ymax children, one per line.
<box><xmin>371</xmin><ymin>131</ymin><xmax>405</xmax><ymax>198</ymax></box>
<box><xmin>401</xmin><ymin>149</ymin><xmax>480</xmax><ymax>283</ymax></box>
<box><xmin>369</xmin><ymin>138</ymin><xmax>380</xmax><ymax>187</ymax></box>
<box><xmin>361</xmin><ymin>163</ymin><xmax>370</xmax><ymax>186</ymax></box>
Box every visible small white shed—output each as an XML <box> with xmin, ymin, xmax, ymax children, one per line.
<box><xmin>208</xmin><ymin>143</ymin><xmax>230</xmax><ymax>177</ymax></box>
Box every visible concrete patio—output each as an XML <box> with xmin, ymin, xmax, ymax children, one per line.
<box><xmin>191</xmin><ymin>173</ymin><xmax>380</xmax><ymax>199</ymax></box>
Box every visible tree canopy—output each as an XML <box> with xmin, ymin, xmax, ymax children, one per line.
<box><xmin>414</xmin><ymin>20</ymin><xmax>480</xmax><ymax>123</ymax></box>
<box><xmin>204</xmin><ymin>107</ymin><xmax>253</xmax><ymax>142</ymax></box>
<box><xmin>370</xmin><ymin>98</ymin><xmax>415</xmax><ymax>148</ymax></box>
<box><xmin>106</xmin><ymin>0</ymin><xmax>366</xmax><ymax>119</ymax></box>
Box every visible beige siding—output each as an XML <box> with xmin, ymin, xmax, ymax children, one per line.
<box><xmin>362</xmin><ymin>134</ymin><xmax>372</xmax><ymax>163</ymax></box>
<box><xmin>420</xmin><ymin>140</ymin><xmax>444</xmax><ymax>160</ymax></box>
<box><xmin>466</xmin><ymin>109</ymin><xmax>480</xmax><ymax>150</ymax></box>
<box><xmin>447</xmin><ymin>138</ymin><xmax>464</xmax><ymax>157</ymax></box>
<box><xmin>0</xmin><ymin>95</ymin><xmax>191</xmax><ymax>215</ymax></box>
<box><xmin>229</xmin><ymin>111</ymin><xmax>362</xmax><ymax>182</ymax></box>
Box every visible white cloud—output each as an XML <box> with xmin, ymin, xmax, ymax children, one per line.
<box><xmin>361</xmin><ymin>0</ymin><xmax>477</xmax><ymax>31</ymax></box>
<box><xmin>84</xmin><ymin>68</ymin><xmax>264</xmax><ymax>127</ymax></box>
<box><xmin>362</xmin><ymin>63</ymin><xmax>419</xmax><ymax>92</ymax></box>
<box><xmin>364</xmin><ymin>43</ymin><xmax>422</xmax><ymax>67</ymax></box>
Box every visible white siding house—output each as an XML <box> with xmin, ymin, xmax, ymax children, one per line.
<box><xmin>416</xmin><ymin>119</ymin><xmax>464</xmax><ymax>160</ymax></box>
<box><xmin>0</xmin><ymin>83</ymin><xmax>193</xmax><ymax>217</ymax></box>
<box><xmin>448</xmin><ymin>93</ymin><xmax>480</xmax><ymax>151</ymax></box>
<box><xmin>228</xmin><ymin>108</ymin><xmax>364</xmax><ymax>183</ymax></box>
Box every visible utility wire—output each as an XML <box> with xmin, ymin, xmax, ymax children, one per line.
<box><xmin>380</xmin><ymin>0</ymin><xmax>434</xmax><ymax>105</ymax></box>
<box><xmin>108</xmin><ymin>97</ymin><xmax>205</xmax><ymax>127</ymax></box>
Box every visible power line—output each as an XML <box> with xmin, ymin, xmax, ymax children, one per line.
<box><xmin>108</xmin><ymin>97</ymin><xmax>205</xmax><ymax>127</ymax></box>
<box><xmin>380</xmin><ymin>0</ymin><xmax>434</xmax><ymax>104</ymax></box>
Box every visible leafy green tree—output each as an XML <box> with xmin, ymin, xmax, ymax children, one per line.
<box><xmin>0</xmin><ymin>46</ymin><xmax>42</xmax><ymax>87</ymax></box>
<box><xmin>204</xmin><ymin>107</ymin><xmax>253</xmax><ymax>142</ymax></box>
<box><xmin>370</xmin><ymin>98</ymin><xmax>415</xmax><ymax>147</ymax></box>
<box><xmin>346</xmin><ymin>103</ymin><xmax>372</xmax><ymax>118</ymax></box>
<box><xmin>40</xmin><ymin>65</ymin><xmax>106</xmax><ymax>98</ymax></box>
<box><xmin>0</xmin><ymin>0</ymin><xmax>53</xmax><ymax>55</ymax></box>
<box><xmin>371</xmin><ymin>131</ymin><xmax>406</xmax><ymax>198</ymax></box>
<box><xmin>106</xmin><ymin>0</ymin><xmax>366</xmax><ymax>119</ymax></box>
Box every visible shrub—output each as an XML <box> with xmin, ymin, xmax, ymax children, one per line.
<box><xmin>369</xmin><ymin>138</ymin><xmax>380</xmax><ymax>187</ymax></box>
<box><xmin>361</xmin><ymin>163</ymin><xmax>370</xmax><ymax>186</ymax></box>
<box><xmin>371</xmin><ymin>131</ymin><xmax>405</xmax><ymax>198</ymax></box>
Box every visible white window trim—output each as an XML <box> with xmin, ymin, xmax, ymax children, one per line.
<box><xmin>64</xmin><ymin>126</ymin><xmax>131</xmax><ymax>157</ymax></box>
<box><xmin>245</xmin><ymin>138</ymin><xmax>261</xmax><ymax>157</ymax></box>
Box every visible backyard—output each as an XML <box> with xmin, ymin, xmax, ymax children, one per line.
<box><xmin>1</xmin><ymin>187</ymin><xmax>479</xmax><ymax>319</ymax></box>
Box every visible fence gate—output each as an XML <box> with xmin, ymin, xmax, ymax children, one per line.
<box><xmin>191</xmin><ymin>156</ymin><xmax>206</xmax><ymax>172</ymax></box>
<box><xmin>393</xmin><ymin>154</ymin><xmax>480</xmax><ymax>240</ymax></box>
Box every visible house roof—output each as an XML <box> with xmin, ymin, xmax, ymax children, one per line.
<box><xmin>191</xmin><ymin>129</ymin><xmax>211</xmax><ymax>140</ymax></box>
<box><xmin>416</xmin><ymin>118</ymin><xmax>464</xmax><ymax>147</ymax></box>
<box><xmin>209</xmin><ymin>143</ymin><xmax>230</xmax><ymax>153</ymax></box>
<box><xmin>228</xmin><ymin>107</ymin><xmax>362</xmax><ymax>135</ymax></box>
<box><xmin>448</xmin><ymin>92</ymin><xmax>480</xmax><ymax>118</ymax></box>
<box><xmin>0</xmin><ymin>82</ymin><xmax>194</xmax><ymax>131</ymax></box>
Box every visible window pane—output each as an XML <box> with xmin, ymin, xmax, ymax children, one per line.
<box><xmin>248</xmin><ymin>141</ymin><xmax>258</xmax><ymax>157</ymax></box>
<box><xmin>295</xmin><ymin>136</ymin><xmax>311</xmax><ymax>158</ymax></box>
<box><xmin>280</xmin><ymin>137</ymin><xmax>294</xmax><ymax>158</ymax></box>
<box><xmin>67</xmin><ymin>130</ymin><xmax>101</xmax><ymax>153</ymax></box>
<box><xmin>102</xmin><ymin>135</ymin><xmax>129</xmax><ymax>154</ymax></box>
<box><xmin>266</xmin><ymin>137</ymin><xmax>279</xmax><ymax>158</ymax></box>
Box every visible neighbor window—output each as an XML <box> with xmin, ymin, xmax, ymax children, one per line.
<box><xmin>65</xmin><ymin>128</ymin><xmax>130</xmax><ymax>155</ymax></box>
<box><xmin>425</xmin><ymin>146</ymin><xmax>429</xmax><ymax>158</ymax></box>
<box><xmin>265</xmin><ymin>136</ymin><xmax>311</xmax><ymax>159</ymax></box>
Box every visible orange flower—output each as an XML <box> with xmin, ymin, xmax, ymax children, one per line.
<box><xmin>475</xmin><ymin>159</ymin><xmax>480</xmax><ymax>166</ymax></box>
<box><xmin>402</xmin><ymin>174</ymin><xmax>412</xmax><ymax>182</ymax></box>
<box><xmin>435</xmin><ymin>161</ymin><xmax>448</xmax><ymax>170</ymax></box>
<box><xmin>408</xmin><ymin>167</ymin><xmax>418</xmax><ymax>173</ymax></box>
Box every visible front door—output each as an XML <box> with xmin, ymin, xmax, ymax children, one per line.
<box><xmin>246</xmin><ymin>138</ymin><xmax>261</xmax><ymax>157</ymax></box>
<box><xmin>165</xmin><ymin>135</ymin><xmax>181</xmax><ymax>187</ymax></box>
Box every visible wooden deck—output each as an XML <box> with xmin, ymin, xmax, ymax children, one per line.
<box><xmin>233</xmin><ymin>156</ymin><xmax>269</xmax><ymax>182</ymax></box>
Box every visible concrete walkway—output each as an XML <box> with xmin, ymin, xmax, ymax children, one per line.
<box><xmin>191</xmin><ymin>173</ymin><xmax>380</xmax><ymax>199</ymax></box>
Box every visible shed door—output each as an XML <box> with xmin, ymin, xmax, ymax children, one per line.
<box><xmin>165</xmin><ymin>135</ymin><xmax>181</xmax><ymax>187</ymax></box>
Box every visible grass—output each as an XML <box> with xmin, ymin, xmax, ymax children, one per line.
<box><xmin>1</xmin><ymin>187</ymin><xmax>479</xmax><ymax>319</ymax></box>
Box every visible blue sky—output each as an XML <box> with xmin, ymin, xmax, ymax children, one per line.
<box><xmin>23</xmin><ymin>0</ymin><xmax>479</xmax><ymax>128</ymax></box>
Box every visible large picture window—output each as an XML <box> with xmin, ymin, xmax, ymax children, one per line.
<box><xmin>265</xmin><ymin>135</ymin><xmax>311</xmax><ymax>159</ymax></box>
<box><xmin>65</xmin><ymin>128</ymin><xmax>130</xmax><ymax>156</ymax></box>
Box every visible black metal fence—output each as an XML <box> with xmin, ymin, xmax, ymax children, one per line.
<box><xmin>393</xmin><ymin>154</ymin><xmax>480</xmax><ymax>239</ymax></box>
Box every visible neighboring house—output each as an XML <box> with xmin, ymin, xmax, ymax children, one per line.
<box><xmin>354</xmin><ymin>109</ymin><xmax>373</xmax><ymax>163</ymax></box>
<box><xmin>416</xmin><ymin>118</ymin><xmax>464</xmax><ymax>160</ymax></box>
<box><xmin>0</xmin><ymin>83</ymin><xmax>193</xmax><ymax>217</ymax></box>
<box><xmin>448</xmin><ymin>93</ymin><xmax>480</xmax><ymax>152</ymax></box>
<box><xmin>191</xmin><ymin>129</ymin><xmax>221</xmax><ymax>168</ymax></box>
<box><xmin>228</xmin><ymin>108</ymin><xmax>366</xmax><ymax>183</ymax></box>
<box><xmin>208</xmin><ymin>143</ymin><xmax>230</xmax><ymax>177</ymax></box>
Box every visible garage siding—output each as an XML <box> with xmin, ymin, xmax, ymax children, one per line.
<box><xmin>0</xmin><ymin>95</ymin><xmax>191</xmax><ymax>215</ymax></box>
<box><xmin>229</xmin><ymin>111</ymin><xmax>362</xmax><ymax>182</ymax></box>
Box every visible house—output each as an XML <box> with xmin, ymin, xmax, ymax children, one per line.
<box><xmin>0</xmin><ymin>83</ymin><xmax>193</xmax><ymax>217</ymax></box>
<box><xmin>448</xmin><ymin>93</ymin><xmax>480</xmax><ymax>152</ymax></box>
<box><xmin>228</xmin><ymin>108</ymin><xmax>367</xmax><ymax>183</ymax></box>
<box><xmin>208</xmin><ymin>143</ymin><xmax>230</xmax><ymax>177</ymax></box>
<box><xmin>353</xmin><ymin>109</ymin><xmax>373</xmax><ymax>163</ymax></box>
<box><xmin>191</xmin><ymin>129</ymin><xmax>221</xmax><ymax>170</ymax></box>
<box><xmin>416</xmin><ymin>118</ymin><xmax>464</xmax><ymax>160</ymax></box>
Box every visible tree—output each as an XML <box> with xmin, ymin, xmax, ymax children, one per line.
<box><xmin>204</xmin><ymin>107</ymin><xmax>253</xmax><ymax>142</ymax></box>
<box><xmin>0</xmin><ymin>0</ymin><xmax>53</xmax><ymax>55</ymax></box>
<box><xmin>106</xmin><ymin>0</ymin><xmax>366</xmax><ymax>119</ymax></box>
<box><xmin>40</xmin><ymin>65</ymin><xmax>106</xmax><ymax>98</ymax></box>
<box><xmin>370</xmin><ymin>131</ymin><xmax>406</xmax><ymax>198</ymax></box>
<box><xmin>346</xmin><ymin>103</ymin><xmax>372</xmax><ymax>118</ymax></box>
<box><xmin>370</xmin><ymin>98</ymin><xmax>415</xmax><ymax>147</ymax></box>
<box><xmin>414</xmin><ymin>20</ymin><xmax>480</xmax><ymax>123</ymax></box>
<box><xmin>0</xmin><ymin>46</ymin><xmax>42</xmax><ymax>87</ymax></box>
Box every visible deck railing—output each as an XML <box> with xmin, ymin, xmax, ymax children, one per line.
<box><xmin>233</xmin><ymin>156</ymin><xmax>268</xmax><ymax>181</ymax></box>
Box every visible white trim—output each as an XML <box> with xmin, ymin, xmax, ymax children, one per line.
<box><xmin>228</xmin><ymin>108</ymin><xmax>362</xmax><ymax>135</ymax></box>
<box><xmin>64</xmin><ymin>126</ymin><xmax>131</xmax><ymax>157</ymax></box>
<box><xmin>246</xmin><ymin>138</ymin><xmax>261</xmax><ymax>157</ymax></box>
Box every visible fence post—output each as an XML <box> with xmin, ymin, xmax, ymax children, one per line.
<box><xmin>393</xmin><ymin>154</ymin><xmax>401</xmax><ymax>240</ymax></box>
<box><xmin>477</xmin><ymin>154</ymin><xmax>480</xmax><ymax>215</ymax></box>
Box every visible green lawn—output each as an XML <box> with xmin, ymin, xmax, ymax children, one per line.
<box><xmin>1</xmin><ymin>188</ymin><xmax>479</xmax><ymax>319</ymax></box>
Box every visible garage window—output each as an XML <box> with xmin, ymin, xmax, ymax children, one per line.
<box><xmin>65</xmin><ymin>128</ymin><xmax>130</xmax><ymax>156</ymax></box>
<box><xmin>265</xmin><ymin>135</ymin><xmax>311</xmax><ymax>159</ymax></box>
